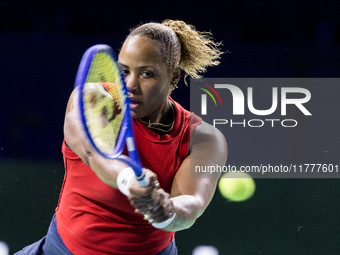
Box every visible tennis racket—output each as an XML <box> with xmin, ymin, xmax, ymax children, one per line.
<box><xmin>74</xmin><ymin>44</ymin><xmax>149</xmax><ymax>186</ymax></box>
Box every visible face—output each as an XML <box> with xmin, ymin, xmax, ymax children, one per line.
<box><xmin>118</xmin><ymin>36</ymin><xmax>177</xmax><ymax>122</ymax></box>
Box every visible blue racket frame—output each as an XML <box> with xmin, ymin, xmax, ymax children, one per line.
<box><xmin>74</xmin><ymin>44</ymin><xmax>144</xmax><ymax>179</ymax></box>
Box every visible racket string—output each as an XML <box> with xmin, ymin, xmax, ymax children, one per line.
<box><xmin>83</xmin><ymin>51</ymin><xmax>126</xmax><ymax>154</ymax></box>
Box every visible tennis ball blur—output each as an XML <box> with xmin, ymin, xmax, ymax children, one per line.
<box><xmin>218</xmin><ymin>171</ymin><xmax>255</xmax><ymax>202</ymax></box>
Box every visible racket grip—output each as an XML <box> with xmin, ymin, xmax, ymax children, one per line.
<box><xmin>136</xmin><ymin>170</ymin><xmax>150</xmax><ymax>186</ymax></box>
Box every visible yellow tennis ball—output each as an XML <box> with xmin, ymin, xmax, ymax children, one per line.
<box><xmin>218</xmin><ymin>171</ymin><xmax>255</xmax><ymax>202</ymax></box>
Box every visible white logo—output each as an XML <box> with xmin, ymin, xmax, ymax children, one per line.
<box><xmin>200</xmin><ymin>84</ymin><xmax>312</xmax><ymax>128</ymax></box>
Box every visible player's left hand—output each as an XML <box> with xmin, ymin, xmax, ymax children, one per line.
<box><xmin>128</xmin><ymin>170</ymin><xmax>175</xmax><ymax>223</ymax></box>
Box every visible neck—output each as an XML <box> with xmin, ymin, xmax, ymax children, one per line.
<box><xmin>138</xmin><ymin>100</ymin><xmax>176</xmax><ymax>134</ymax></box>
<box><xmin>141</xmin><ymin>99</ymin><xmax>173</xmax><ymax>124</ymax></box>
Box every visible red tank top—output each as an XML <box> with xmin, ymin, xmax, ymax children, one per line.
<box><xmin>56</xmin><ymin>99</ymin><xmax>201</xmax><ymax>255</ymax></box>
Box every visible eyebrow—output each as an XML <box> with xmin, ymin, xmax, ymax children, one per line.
<box><xmin>118</xmin><ymin>63</ymin><xmax>156</xmax><ymax>71</ymax></box>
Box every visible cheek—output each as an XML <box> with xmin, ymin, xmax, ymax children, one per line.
<box><xmin>145</xmin><ymin>83</ymin><xmax>170</xmax><ymax>104</ymax></box>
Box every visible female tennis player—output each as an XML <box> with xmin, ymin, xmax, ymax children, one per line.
<box><xmin>16</xmin><ymin>20</ymin><xmax>227</xmax><ymax>255</ymax></box>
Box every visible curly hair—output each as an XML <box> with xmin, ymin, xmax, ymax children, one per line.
<box><xmin>127</xmin><ymin>19</ymin><xmax>223</xmax><ymax>83</ymax></box>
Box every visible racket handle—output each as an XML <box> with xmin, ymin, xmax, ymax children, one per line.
<box><xmin>136</xmin><ymin>170</ymin><xmax>150</xmax><ymax>186</ymax></box>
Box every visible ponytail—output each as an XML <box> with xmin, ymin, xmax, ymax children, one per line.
<box><xmin>127</xmin><ymin>19</ymin><xmax>223</xmax><ymax>84</ymax></box>
<box><xmin>162</xmin><ymin>20</ymin><xmax>223</xmax><ymax>80</ymax></box>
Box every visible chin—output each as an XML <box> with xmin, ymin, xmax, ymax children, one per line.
<box><xmin>130</xmin><ymin>110</ymin><xmax>142</xmax><ymax>120</ymax></box>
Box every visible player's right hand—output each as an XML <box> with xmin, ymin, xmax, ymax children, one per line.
<box><xmin>128</xmin><ymin>169</ymin><xmax>175</xmax><ymax>225</ymax></box>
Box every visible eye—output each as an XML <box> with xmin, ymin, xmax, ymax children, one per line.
<box><xmin>121</xmin><ymin>69</ymin><xmax>129</xmax><ymax>77</ymax></box>
<box><xmin>141</xmin><ymin>71</ymin><xmax>153</xmax><ymax>78</ymax></box>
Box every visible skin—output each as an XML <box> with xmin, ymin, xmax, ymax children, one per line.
<box><xmin>64</xmin><ymin>35</ymin><xmax>228</xmax><ymax>231</ymax></box>
<box><xmin>118</xmin><ymin>36</ymin><xmax>180</xmax><ymax>124</ymax></box>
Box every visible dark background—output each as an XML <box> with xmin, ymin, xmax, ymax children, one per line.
<box><xmin>1</xmin><ymin>0</ymin><xmax>340</xmax><ymax>254</ymax></box>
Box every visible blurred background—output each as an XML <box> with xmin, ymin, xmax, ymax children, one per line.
<box><xmin>1</xmin><ymin>0</ymin><xmax>340</xmax><ymax>254</ymax></box>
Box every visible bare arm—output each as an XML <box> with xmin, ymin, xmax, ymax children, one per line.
<box><xmin>63</xmin><ymin>86</ymin><xmax>128</xmax><ymax>188</ymax></box>
<box><xmin>63</xmin><ymin>88</ymin><xmax>91</xmax><ymax>164</ymax></box>
<box><xmin>164</xmin><ymin>121</ymin><xmax>227</xmax><ymax>231</ymax></box>
<box><xmin>128</xmin><ymin>121</ymin><xmax>227</xmax><ymax>231</ymax></box>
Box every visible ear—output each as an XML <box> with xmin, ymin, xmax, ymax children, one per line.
<box><xmin>170</xmin><ymin>68</ymin><xmax>181</xmax><ymax>88</ymax></box>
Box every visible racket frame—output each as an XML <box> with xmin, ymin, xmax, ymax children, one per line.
<box><xmin>75</xmin><ymin>44</ymin><xmax>144</xmax><ymax>179</ymax></box>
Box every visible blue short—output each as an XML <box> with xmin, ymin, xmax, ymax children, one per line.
<box><xmin>14</xmin><ymin>214</ymin><xmax>178</xmax><ymax>255</ymax></box>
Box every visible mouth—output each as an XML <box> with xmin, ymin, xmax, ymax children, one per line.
<box><xmin>129</xmin><ymin>97</ymin><xmax>142</xmax><ymax>109</ymax></box>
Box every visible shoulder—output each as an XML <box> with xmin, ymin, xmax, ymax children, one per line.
<box><xmin>190</xmin><ymin>120</ymin><xmax>228</xmax><ymax>165</ymax></box>
<box><xmin>192</xmin><ymin>120</ymin><xmax>225</xmax><ymax>145</ymax></box>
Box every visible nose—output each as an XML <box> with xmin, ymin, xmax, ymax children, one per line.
<box><xmin>125</xmin><ymin>73</ymin><xmax>140</xmax><ymax>94</ymax></box>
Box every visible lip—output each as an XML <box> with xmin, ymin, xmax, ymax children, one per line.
<box><xmin>129</xmin><ymin>97</ymin><xmax>142</xmax><ymax>110</ymax></box>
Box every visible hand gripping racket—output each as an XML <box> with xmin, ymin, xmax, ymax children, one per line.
<box><xmin>74</xmin><ymin>44</ymin><xmax>149</xmax><ymax>187</ymax></box>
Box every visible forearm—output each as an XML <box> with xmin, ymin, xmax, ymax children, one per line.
<box><xmin>87</xmin><ymin>151</ymin><xmax>129</xmax><ymax>188</ymax></box>
<box><xmin>64</xmin><ymin>88</ymin><xmax>128</xmax><ymax>189</ymax></box>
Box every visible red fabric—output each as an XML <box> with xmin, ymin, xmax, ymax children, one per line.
<box><xmin>56</xmin><ymin>99</ymin><xmax>202</xmax><ymax>255</ymax></box>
